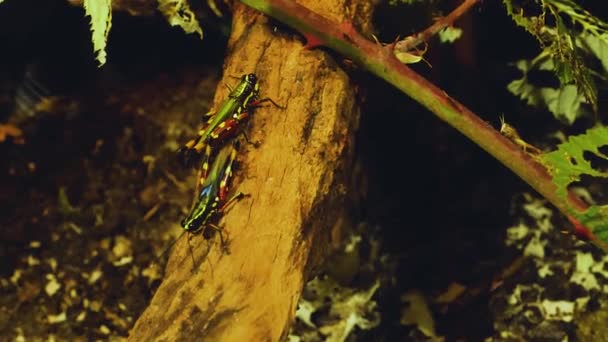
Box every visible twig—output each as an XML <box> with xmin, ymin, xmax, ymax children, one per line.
<box><xmin>395</xmin><ymin>0</ymin><xmax>481</xmax><ymax>53</ymax></box>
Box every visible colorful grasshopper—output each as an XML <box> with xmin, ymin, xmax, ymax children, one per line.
<box><xmin>178</xmin><ymin>73</ymin><xmax>282</xmax><ymax>254</ymax></box>
<box><xmin>181</xmin><ymin>142</ymin><xmax>245</xmax><ymax>246</ymax></box>
<box><xmin>178</xmin><ymin>73</ymin><xmax>282</xmax><ymax>166</ymax></box>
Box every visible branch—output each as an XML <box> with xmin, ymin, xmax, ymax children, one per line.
<box><xmin>128</xmin><ymin>2</ymin><xmax>365</xmax><ymax>339</ymax></box>
<box><xmin>395</xmin><ymin>0</ymin><xmax>480</xmax><ymax>52</ymax></box>
<box><xmin>239</xmin><ymin>0</ymin><xmax>608</xmax><ymax>249</ymax></box>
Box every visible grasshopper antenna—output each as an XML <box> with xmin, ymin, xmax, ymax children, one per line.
<box><xmin>187</xmin><ymin>234</ymin><xmax>197</xmax><ymax>272</ymax></box>
<box><xmin>154</xmin><ymin>230</ymin><xmax>187</xmax><ymax>266</ymax></box>
<box><xmin>250</xmin><ymin>97</ymin><xmax>285</xmax><ymax>110</ymax></box>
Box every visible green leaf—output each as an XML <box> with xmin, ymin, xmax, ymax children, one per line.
<box><xmin>507</xmin><ymin>57</ymin><xmax>587</xmax><ymax>124</ymax></box>
<box><xmin>507</xmin><ymin>60</ymin><xmax>542</xmax><ymax>107</ymax></box>
<box><xmin>541</xmin><ymin>126</ymin><xmax>608</xmax><ymax>242</ymax></box>
<box><xmin>438</xmin><ymin>27</ymin><xmax>462</xmax><ymax>44</ymax></box>
<box><xmin>577</xmin><ymin>205</ymin><xmax>608</xmax><ymax>243</ymax></box>
<box><xmin>503</xmin><ymin>0</ymin><xmax>605</xmax><ymax>116</ymax></box>
<box><xmin>84</xmin><ymin>0</ymin><xmax>112</xmax><ymax>67</ymax></box>
<box><xmin>578</xmin><ymin>33</ymin><xmax>608</xmax><ymax>73</ymax></box>
<box><xmin>394</xmin><ymin>50</ymin><xmax>425</xmax><ymax>64</ymax></box>
<box><xmin>157</xmin><ymin>0</ymin><xmax>203</xmax><ymax>39</ymax></box>
<box><xmin>394</xmin><ymin>41</ymin><xmax>428</xmax><ymax>65</ymax></box>
<box><xmin>541</xmin><ymin>85</ymin><xmax>584</xmax><ymax>124</ymax></box>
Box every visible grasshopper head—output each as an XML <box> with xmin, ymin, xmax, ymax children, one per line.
<box><xmin>499</xmin><ymin>115</ymin><xmax>520</xmax><ymax>140</ymax></box>
<box><xmin>246</xmin><ymin>74</ymin><xmax>259</xmax><ymax>94</ymax></box>
<box><xmin>245</xmin><ymin>73</ymin><xmax>257</xmax><ymax>85</ymax></box>
<box><xmin>181</xmin><ymin>187</ymin><xmax>218</xmax><ymax>233</ymax></box>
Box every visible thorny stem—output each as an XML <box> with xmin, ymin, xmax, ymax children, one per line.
<box><xmin>395</xmin><ymin>0</ymin><xmax>480</xmax><ymax>52</ymax></box>
<box><xmin>239</xmin><ymin>0</ymin><xmax>607</xmax><ymax>248</ymax></box>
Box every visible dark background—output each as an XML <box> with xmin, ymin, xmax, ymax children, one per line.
<box><xmin>0</xmin><ymin>0</ymin><xmax>607</xmax><ymax>340</ymax></box>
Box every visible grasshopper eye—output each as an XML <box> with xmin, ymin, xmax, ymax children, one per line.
<box><xmin>247</xmin><ymin>73</ymin><xmax>257</xmax><ymax>84</ymax></box>
<box><xmin>188</xmin><ymin>222</ymin><xmax>199</xmax><ymax>231</ymax></box>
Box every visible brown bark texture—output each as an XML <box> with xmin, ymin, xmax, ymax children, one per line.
<box><xmin>128</xmin><ymin>1</ymin><xmax>371</xmax><ymax>341</ymax></box>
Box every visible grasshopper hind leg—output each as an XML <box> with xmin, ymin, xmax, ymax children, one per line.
<box><xmin>203</xmin><ymin>223</ymin><xmax>230</xmax><ymax>254</ymax></box>
<box><xmin>177</xmin><ymin>119</ymin><xmax>212</xmax><ymax>167</ymax></box>
<box><xmin>186</xmin><ymin>233</ymin><xmax>197</xmax><ymax>272</ymax></box>
<box><xmin>177</xmin><ymin>146</ymin><xmax>201</xmax><ymax>168</ymax></box>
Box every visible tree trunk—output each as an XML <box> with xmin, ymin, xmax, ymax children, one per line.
<box><xmin>129</xmin><ymin>1</ymin><xmax>370</xmax><ymax>340</ymax></box>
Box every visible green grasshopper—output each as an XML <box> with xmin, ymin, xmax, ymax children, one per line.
<box><xmin>153</xmin><ymin>143</ymin><xmax>244</xmax><ymax>269</ymax></box>
<box><xmin>181</xmin><ymin>141</ymin><xmax>246</xmax><ymax>247</ymax></box>
<box><xmin>178</xmin><ymin>73</ymin><xmax>282</xmax><ymax>166</ymax></box>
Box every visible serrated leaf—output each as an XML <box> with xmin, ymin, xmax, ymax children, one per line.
<box><xmin>542</xmin><ymin>126</ymin><xmax>608</xmax><ymax>198</ymax></box>
<box><xmin>507</xmin><ymin>60</ymin><xmax>543</xmax><ymax>108</ymax></box>
<box><xmin>551</xmin><ymin>48</ymin><xmax>597</xmax><ymax>112</ymax></box>
<box><xmin>577</xmin><ymin>205</ymin><xmax>608</xmax><ymax>243</ymax></box>
<box><xmin>541</xmin><ymin>126</ymin><xmax>608</xmax><ymax>242</ymax></box>
<box><xmin>157</xmin><ymin>0</ymin><xmax>203</xmax><ymax>39</ymax></box>
<box><xmin>503</xmin><ymin>0</ymin><xmax>603</xmax><ymax>116</ymax></box>
<box><xmin>507</xmin><ymin>53</ymin><xmax>589</xmax><ymax>124</ymax></box>
<box><xmin>540</xmin><ymin>85</ymin><xmax>584</xmax><ymax>124</ymax></box>
<box><xmin>438</xmin><ymin>27</ymin><xmax>462</xmax><ymax>44</ymax></box>
<box><xmin>578</xmin><ymin>33</ymin><xmax>608</xmax><ymax>72</ymax></box>
<box><xmin>84</xmin><ymin>0</ymin><xmax>112</xmax><ymax>67</ymax></box>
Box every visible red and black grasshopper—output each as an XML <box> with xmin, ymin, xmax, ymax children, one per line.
<box><xmin>156</xmin><ymin>142</ymin><xmax>244</xmax><ymax>269</ymax></box>
<box><xmin>181</xmin><ymin>141</ymin><xmax>245</xmax><ymax>240</ymax></box>
<box><xmin>178</xmin><ymin>73</ymin><xmax>283</xmax><ymax>167</ymax></box>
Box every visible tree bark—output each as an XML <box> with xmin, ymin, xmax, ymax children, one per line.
<box><xmin>129</xmin><ymin>1</ymin><xmax>370</xmax><ymax>340</ymax></box>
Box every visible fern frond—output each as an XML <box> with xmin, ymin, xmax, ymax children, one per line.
<box><xmin>84</xmin><ymin>0</ymin><xmax>112</xmax><ymax>67</ymax></box>
<box><xmin>503</xmin><ymin>0</ymin><xmax>608</xmax><ymax>117</ymax></box>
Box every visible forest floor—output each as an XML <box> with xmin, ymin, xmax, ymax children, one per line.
<box><xmin>0</xmin><ymin>65</ymin><xmax>607</xmax><ymax>341</ymax></box>
<box><xmin>0</xmin><ymin>67</ymin><xmax>219</xmax><ymax>340</ymax></box>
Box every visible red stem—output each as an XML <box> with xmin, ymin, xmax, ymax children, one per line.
<box><xmin>239</xmin><ymin>0</ymin><xmax>607</xmax><ymax>248</ymax></box>
<box><xmin>395</xmin><ymin>0</ymin><xmax>481</xmax><ymax>52</ymax></box>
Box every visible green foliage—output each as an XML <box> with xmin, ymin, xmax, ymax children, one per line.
<box><xmin>394</xmin><ymin>47</ymin><xmax>427</xmax><ymax>64</ymax></box>
<box><xmin>542</xmin><ymin>126</ymin><xmax>608</xmax><ymax>199</ymax></box>
<box><xmin>84</xmin><ymin>0</ymin><xmax>112</xmax><ymax>67</ymax></box>
<box><xmin>577</xmin><ymin>206</ymin><xmax>608</xmax><ymax>243</ymax></box>
<box><xmin>438</xmin><ymin>26</ymin><xmax>462</xmax><ymax>44</ymax></box>
<box><xmin>504</xmin><ymin>0</ymin><xmax>608</xmax><ymax>123</ymax></box>
<box><xmin>80</xmin><ymin>0</ymin><xmax>203</xmax><ymax>66</ymax></box>
<box><xmin>507</xmin><ymin>55</ymin><xmax>587</xmax><ymax>124</ymax></box>
<box><xmin>541</xmin><ymin>126</ymin><xmax>608</xmax><ymax>242</ymax></box>
<box><xmin>579</xmin><ymin>32</ymin><xmax>608</xmax><ymax>74</ymax></box>
<box><xmin>157</xmin><ymin>0</ymin><xmax>203</xmax><ymax>39</ymax></box>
